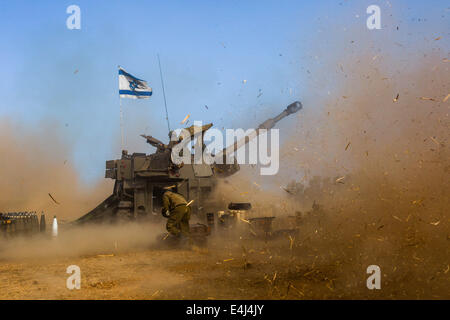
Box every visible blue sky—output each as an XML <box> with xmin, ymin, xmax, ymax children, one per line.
<box><xmin>0</xmin><ymin>0</ymin><xmax>448</xmax><ymax>182</ymax></box>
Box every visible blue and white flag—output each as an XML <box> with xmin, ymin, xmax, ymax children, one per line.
<box><xmin>118</xmin><ymin>67</ymin><xmax>152</xmax><ymax>99</ymax></box>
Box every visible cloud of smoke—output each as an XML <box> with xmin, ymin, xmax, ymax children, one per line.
<box><xmin>210</xmin><ymin>21</ymin><xmax>449</xmax><ymax>297</ymax></box>
<box><xmin>0</xmin><ymin>222</ymin><xmax>164</xmax><ymax>261</ymax></box>
<box><xmin>0</xmin><ymin>118</ymin><xmax>113</xmax><ymax>221</ymax></box>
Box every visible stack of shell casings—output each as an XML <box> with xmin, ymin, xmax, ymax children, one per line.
<box><xmin>0</xmin><ymin>212</ymin><xmax>40</xmax><ymax>238</ymax></box>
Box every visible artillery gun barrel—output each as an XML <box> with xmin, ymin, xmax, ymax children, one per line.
<box><xmin>215</xmin><ymin>101</ymin><xmax>302</xmax><ymax>160</ymax></box>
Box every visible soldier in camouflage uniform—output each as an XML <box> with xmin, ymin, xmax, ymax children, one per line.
<box><xmin>161</xmin><ymin>187</ymin><xmax>191</xmax><ymax>238</ymax></box>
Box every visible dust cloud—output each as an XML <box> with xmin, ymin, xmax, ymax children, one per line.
<box><xmin>211</xmin><ymin>40</ymin><xmax>449</xmax><ymax>297</ymax></box>
<box><xmin>278</xmin><ymin>51</ymin><xmax>449</xmax><ymax>297</ymax></box>
<box><xmin>0</xmin><ymin>222</ymin><xmax>163</xmax><ymax>261</ymax></box>
<box><xmin>0</xmin><ymin>118</ymin><xmax>112</xmax><ymax>221</ymax></box>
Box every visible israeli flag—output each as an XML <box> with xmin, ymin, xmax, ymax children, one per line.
<box><xmin>118</xmin><ymin>67</ymin><xmax>152</xmax><ymax>99</ymax></box>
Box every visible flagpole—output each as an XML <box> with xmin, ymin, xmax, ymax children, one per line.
<box><xmin>157</xmin><ymin>54</ymin><xmax>171</xmax><ymax>133</ymax></box>
<box><xmin>120</xmin><ymin>96</ymin><xmax>124</xmax><ymax>151</ymax></box>
<box><xmin>118</xmin><ymin>65</ymin><xmax>124</xmax><ymax>151</ymax></box>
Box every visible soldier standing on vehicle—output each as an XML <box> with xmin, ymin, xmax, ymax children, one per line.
<box><xmin>161</xmin><ymin>186</ymin><xmax>191</xmax><ymax>239</ymax></box>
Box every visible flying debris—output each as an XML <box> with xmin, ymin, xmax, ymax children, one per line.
<box><xmin>335</xmin><ymin>176</ymin><xmax>345</xmax><ymax>184</ymax></box>
<box><xmin>420</xmin><ymin>97</ymin><xmax>436</xmax><ymax>101</ymax></box>
<box><xmin>345</xmin><ymin>142</ymin><xmax>351</xmax><ymax>151</ymax></box>
<box><xmin>48</xmin><ymin>193</ymin><xmax>60</xmax><ymax>205</ymax></box>
<box><xmin>393</xmin><ymin>93</ymin><xmax>399</xmax><ymax>102</ymax></box>
<box><xmin>181</xmin><ymin>114</ymin><xmax>190</xmax><ymax>124</ymax></box>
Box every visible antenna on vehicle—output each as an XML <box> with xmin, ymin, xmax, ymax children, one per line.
<box><xmin>157</xmin><ymin>54</ymin><xmax>171</xmax><ymax>134</ymax></box>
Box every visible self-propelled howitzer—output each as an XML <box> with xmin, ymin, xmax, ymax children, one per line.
<box><xmin>75</xmin><ymin>101</ymin><xmax>302</xmax><ymax>224</ymax></box>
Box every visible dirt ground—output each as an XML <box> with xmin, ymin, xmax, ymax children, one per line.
<box><xmin>0</xmin><ymin>217</ymin><xmax>448</xmax><ymax>300</ymax></box>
